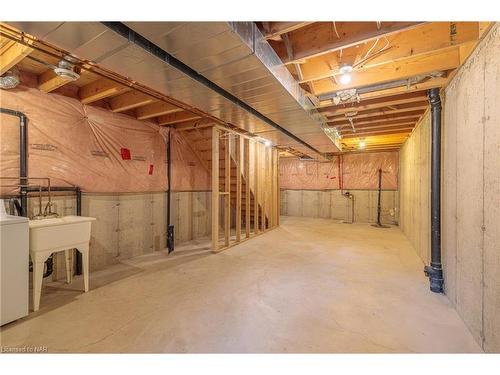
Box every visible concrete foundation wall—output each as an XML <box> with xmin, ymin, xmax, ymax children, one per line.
<box><xmin>441</xmin><ymin>25</ymin><xmax>500</xmax><ymax>352</ymax></box>
<box><xmin>399</xmin><ymin>111</ymin><xmax>431</xmax><ymax>263</ymax></box>
<box><xmin>280</xmin><ymin>189</ymin><xmax>399</xmax><ymax>224</ymax></box>
<box><xmin>24</xmin><ymin>190</ymin><xmax>211</xmax><ymax>280</ymax></box>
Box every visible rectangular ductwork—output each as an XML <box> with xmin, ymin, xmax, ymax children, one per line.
<box><xmin>7</xmin><ymin>22</ymin><xmax>341</xmax><ymax>158</ymax></box>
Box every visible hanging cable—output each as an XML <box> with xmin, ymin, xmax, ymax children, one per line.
<box><xmin>332</xmin><ymin>22</ymin><xmax>341</xmax><ymax>39</ymax></box>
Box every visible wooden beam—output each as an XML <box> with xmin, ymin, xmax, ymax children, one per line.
<box><xmin>235</xmin><ymin>135</ymin><xmax>242</xmax><ymax>242</ymax></box>
<box><xmin>136</xmin><ymin>101</ymin><xmax>182</xmax><ymax>120</ymax></box>
<box><xmin>244</xmin><ymin>138</ymin><xmax>250</xmax><ymax>238</ymax></box>
<box><xmin>157</xmin><ymin>111</ymin><xmax>201</xmax><ymax>126</ymax></box>
<box><xmin>254</xmin><ymin>140</ymin><xmax>260</xmax><ymax>235</ymax></box>
<box><xmin>299</xmin><ymin>22</ymin><xmax>480</xmax><ymax>83</ymax></box>
<box><xmin>37</xmin><ymin>69</ymin><xmax>73</xmax><ymax>93</ymax></box>
<box><xmin>0</xmin><ymin>40</ymin><xmax>33</xmax><ymax>75</ymax></box>
<box><xmin>174</xmin><ymin>118</ymin><xmax>215</xmax><ymax>131</ymax></box>
<box><xmin>276</xmin><ymin>150</ymin><xmax>280</xmax><ymax>227</ymax></box>
<box><xmin>224</xmin><ymin>133</ymin><xmax>231</xmax><ymax>247</ymax></box>
<box><xmin>261</xmin><ymin>22</ymin><xmax>313</xmax><ymax>41</ymax></box>
<box><xmin>261</xmin><ymin>143</ymin><xmax>266</xmax><ymax>232</ymax></box>
<box><xmin>313</xmin><ymin>48</ymin><xmax>460</xmax><ymax>95</ymax></box>
<box><xmin>79</xmin><ymin>78</ymin><xmax>130</xmax><ymax>104</ymax></box>
<box><xmin>110</xmin><ymin>91</ymin><xmax>156</xmax><ymax>112</ymax></box>
<box><xmin>271</xmin><ymin>148</ymin><xmax>277</xmax><ymax>228</ymax></box>
<box><xmin>269</xmin><ymin>22</ymin><xmax>424</xmax><ymax>64</ymax></box>
<box><xmin>211</xmin><ymin>127</ymin><xmax>220</xmax><ymax>252</ymax></box>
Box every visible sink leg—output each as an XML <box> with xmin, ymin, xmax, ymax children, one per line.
<box><xmin>79</xmin><ymin>244</ymin><xmax>90</xmax><ymax>292</ymax></box>
<box><xmin>33</xmin><ymin>260</ymin><xmax>44</xmax><ymax>312</ymax></box>
<box><xmin>65</xmin><ymin>249</ymin><xmax>72</xmax><ymax>284</ymax></box>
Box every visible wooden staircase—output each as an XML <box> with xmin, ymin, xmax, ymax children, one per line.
<box><xmin>176</xmin><ymin>125</ymin><xmax>279</xmax><ymax>252</ymax></box>
<box><xmin>177</xmin><ymin>126</ymin><xmax>266</xmax><ymax>234</ymax></box>
<box><xmin>209</xmin><ymin>139</ymin><xmax>265</xmax><ymax>232</ymax></box>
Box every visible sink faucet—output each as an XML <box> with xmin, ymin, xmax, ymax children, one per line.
<box><xmin>43</xmin><ymin>201</ymin><xmax>58</xmax><ymax>218</ymax></box>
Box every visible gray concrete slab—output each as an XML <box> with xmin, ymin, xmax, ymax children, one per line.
<box><xmin>0</xmin><ymin>217</ymin><xmax>481</xmax><ymax>353</ymax></box>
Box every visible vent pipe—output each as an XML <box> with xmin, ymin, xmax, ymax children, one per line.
<box><xmin>424</xmin><ymin>88</ymin><xmax>444</xmax><ymax>293</ymax></box>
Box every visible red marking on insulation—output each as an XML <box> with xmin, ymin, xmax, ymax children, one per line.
<box><xmin>120</xmin><ymin>148</ymin><xmax>131</xmax><ymax>160</ymax></box>
<box><xmin>148</xmin><ymin>164</ymin><xmax>154</xmax><ymax>175</ymax></box>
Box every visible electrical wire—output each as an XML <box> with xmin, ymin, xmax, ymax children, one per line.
<box><xmin>332</xmin><ymin>22</ymin><xmax>341</xmax><ymax>39</ymax></box>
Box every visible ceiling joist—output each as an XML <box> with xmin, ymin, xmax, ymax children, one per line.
<box><xmin>298</xmin><ymin>22</ymin><xmax>481</xmax><ymax>83</ymax></box>
<box><xmin>79</xmin><ymin>78</ymin><xmax>130</xmax><ymax>104</ymax></box>
<box><xmin>268</xmin><ymin>21</ymin><xmax>424</xmax><ymax>65</ymax></box>
<box><xmin>0</xmin><ymin>38</ymin><xmax>33</xmax><ymax>75</ymax></box>
<box><xmin>313</xmin><ymin>48</ymin><xmax>461</xmax><ymax>95</ymax></box>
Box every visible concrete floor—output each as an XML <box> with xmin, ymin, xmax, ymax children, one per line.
<box><xmin>0</xmin><ymin>217</ymin><xmax>481</xmax><ymax>353</ymax></box>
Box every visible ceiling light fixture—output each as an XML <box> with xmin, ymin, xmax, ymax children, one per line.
<box><xmin>0</xmin><ymin>67</ymin><xmax>20</xmax><ymax>89</ymax></box>
<box><xmin>264</xmin><ymin>139</ymin><xmax>272</xmax><ymax>147</ymax></box>
<box><xmin>54</xmin><ymin>60</ymin><xmax>80</xmax><ymax>81</ymax></box>
<box><xmin>339</xmin><ymin>64</ymin><xmax>353</xmax><ymax>86</ymax></box>
<box><xmin>359</xmin><ymin>140</ymin><xmax>366</xmax><ymax>149</ymax></box>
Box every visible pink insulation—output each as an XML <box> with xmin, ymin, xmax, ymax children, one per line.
<box><xmin>1</xmin><ymin>86</ymin><xmax>210</xmax><ymax>194</ymax></box>
<box><xmin>160</xmin><ymin>127</ymin><xmax>211</xmax><ymax>191</ymax></box>
<box><xmin>280</xmin><ymin>151</ymin><xmax>399</xmax><ymax>190</ymax></box>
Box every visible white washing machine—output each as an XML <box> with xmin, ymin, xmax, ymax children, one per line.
<box><xmin>1</xmin><ymin>213</ymin><xmax>29</xmax><ymax>326</ymax></box>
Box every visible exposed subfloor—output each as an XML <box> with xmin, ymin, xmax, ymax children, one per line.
<box><xmin>0</xmin><ymin>216</ymin><xmax>481</xmax><ymax>353</ymax></box>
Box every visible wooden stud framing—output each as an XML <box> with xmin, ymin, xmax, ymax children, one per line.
<box><xmin>244</xmin><ymin>138</ymin><xmax>251</xmax><ymax>238</ymax></box>
<box><xmin>276</xmin><ymin>149</ymin><xmax>280</xmax><ymax>226</ymax></box>
<box><xmin>209</xmin><ymin>126</ymin><xmax>279</xmax><ymax>252</ymax></box>
<box><xmin>211</xmin><ymin>126</ymin><xmax>220</xmax><ymax>252</ymax></box>
<box><xmin>235</xmin><ymin>135</ymin><xmax>242</xmax><ymax>242</ymax></box>
<box><xmin>254</xmin><ymin>140</ymin><xmax>260</xmax><ymax>235</ymax></box>
<box><xmin>260</xmin><ymin>143</ymin><xmax>266</xmax><ymax>232</ymax></box>
<box><xmin>224</xmin><ymin>133</ymin><xmax>231</xmax><ymax>247</ymax></box>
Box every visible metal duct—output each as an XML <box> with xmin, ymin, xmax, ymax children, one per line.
<box><xmin>8</xmin><ymin>22</ymin><xmax>340</xmax><ymax>158</ymax></box>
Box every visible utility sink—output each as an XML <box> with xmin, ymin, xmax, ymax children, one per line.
<box><xmin>29</xmin><ymin>215</ymin><xmax>95</xmax><ymax>253</ymax></box>
<box><xmin>29</xmin><ymin>215</ymin><xmax>95</xmax><ymax>311</ymax></box>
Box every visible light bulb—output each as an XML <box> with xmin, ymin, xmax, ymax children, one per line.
<box><xmin>339</xmin><ymin>73</ymin><xmax>351</xmax><ymax>85</ymax></box>
<box><xmin>264</xmin><ymin>140</ymin><xmax>272</xmax><ymax>147</ymax></box>
<box><xmin>359</xmin><ymin>141</ymin><xmax>366</xmax><ymax>149</ymax></box>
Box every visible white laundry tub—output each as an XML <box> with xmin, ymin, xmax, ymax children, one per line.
<box><xmin>29</xmin><ymin>215</ymin><xmax>95</xmax><ymax>311</ymax></box>
<box><xmin>29</xmin><ymin>216</ymin><xmax>95</xmax><ymax>253</ymax></box>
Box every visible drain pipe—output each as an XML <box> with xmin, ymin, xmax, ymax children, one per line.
<box><xmin>166</xmin><ymin>127</ymin><xmax>174</xmax><ymax>253</ymax></box>
<box><xmin>1</xmin><ymin>108</ymin><xmax>28</xmax><ymax>216</ymax></box>
<box><xmin>424</xmin><ymin>88</ymin><xmax>444</xmax><ymax>293</ymax></box>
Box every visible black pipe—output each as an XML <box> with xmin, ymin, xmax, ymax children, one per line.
<box><xmin>1</xmin><ymin>108</ymin><xmax>28</xmax><ymax>216</ymax></box>
<box><xmin>100</xmin><ymin>22</ymin><xmax>323</xmax><ymax>157</ymax></box>
<box><xmin>166</xmin><ymin>127</ymin><xmax>174</xmax><ymax>253</ymax></box>
<box><xmin>75</xmin><ymin>187</ymin><xmax>82</xmax><ymax>274</ymax></box>
<box><xmin>371</xmin><ymin>169</ymin><xmax>389</xmax><ymax>229</ymax></box>
<box><xmin>424</xmin><ymin>88</ymin><xmax>444</xmax><ymax>293</ymax></box>
<box><xmin>376</xmin><ymin>168</ymin><xmax>382</xmax><ymax>225</ymax></box>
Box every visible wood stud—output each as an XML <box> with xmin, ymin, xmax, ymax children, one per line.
<box><xmin>210</xmin><ymin>128</ymin><xmax>279</xmax><ymax>253</ymax></box>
